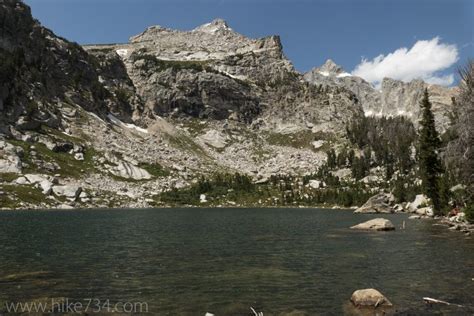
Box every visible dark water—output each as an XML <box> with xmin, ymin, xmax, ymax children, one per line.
<box><xmin>0</xmin><ymin>208</ymin><xmax>473</xmax><ymax>315</ymax></box>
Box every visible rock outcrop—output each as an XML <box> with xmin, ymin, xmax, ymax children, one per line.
<box><xmin>85</xmin><ymin>19</ymin><xmax>361</xmax><ymax>131</ymax></box>
<box><xmin>0</xmin><ymin>140</ymin><xmax>22</xmax><ymax>173</ymax></box>
<box><xmin>406</xmin><ymin>194</ymin><xmax>430</xmax><ymax>213</ymax></box>
<box><xmin>52</xmin><ymin>185</ymin><xmax>82</xmax><ymax>201</ymax></box>
<box><xmin>354</xmin><ymin>193</ymin><xmax>395</xmax><ymax>214</ymax></box>
<box><xmin>0</xmin><ymin>0</ymin><xmax>139</xmax><ymax>134</ymax></box>
<box><xmin>110</xmin><ymin>161</ymin><xmax>152</xmax><ymax>181</ymax></box>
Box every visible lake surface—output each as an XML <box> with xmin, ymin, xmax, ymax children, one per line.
<box><xmin>0</xmin><ymin>208</ymin><xmax>473</xmax><ymax>315</ymax></box>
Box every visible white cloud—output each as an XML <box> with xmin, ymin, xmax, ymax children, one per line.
<box><xmin>352</xmin><ymin>37</ymin><xmax>458</xmax><ymax>88</ymax></box>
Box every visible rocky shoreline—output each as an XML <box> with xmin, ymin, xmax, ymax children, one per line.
<box><xmin>1</xmin><ymin>196</ymin><xmax>472</xmax><ymax>235</ymax></box>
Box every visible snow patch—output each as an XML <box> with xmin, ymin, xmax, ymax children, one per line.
<box><xmin>319</xmin><ymin>71</ymin><xmax>330</xmax><ymax>77</ymax></box>
<box><xmin>336</xmin><ymin>72</ymin><xmax>352</xmax><ymax>78</ymax></box>
<box><xmin>116</xmin><ymin>49</ymin><xmax>129</xmax><ymax>58</ymax></box>
<box><xmin>107</xmin><ymin>114</ymin><xmax>148</xmax><ymax>134</ymax></box>
<box><xmin>195</xmin><ymin>21</ymin><xmax>232</xmax><ymax>34</ymax></box>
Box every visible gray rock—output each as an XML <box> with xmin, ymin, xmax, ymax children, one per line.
<box><xmin>350</xmin><ymin>218</ymin><xmax>395</xmax><ymax>231</ymax></box>
<box><xmin>354</xmin><ymin>193</ymin><xmax>395</xmax><ymax>214</ymax></box>
<box><xmin>0</xmin><ymin>156</ymin><xmax>22</xmax><ymax>174</ymax></box>
<box><xmin>110</xmin><ymin>161</ymin><xmax>152</xmax><ymax>180</ymax></box>
<box><xmin>0</xmin><ymin>141</ymin><xmax>22</xmax><ymax>174</ymax></box>
<box><xmin>24</xmin><ymin>174</ymin><xmax>49</xmax><ymax>184</ymax></box>
<box><xmin>350</xmin><ymin>288</ymin><xmax>392</xmax><ymax>307</ymax></box>
<box><xmin>57</xmin><ymin>204</ymin><xmax>74</xmax><ymax>210</ymax></box>
<box><xmin>406</xmin><ymin>194</ymin><xmax>430</xmax><ymax>213</ymax></box>
<box><xmin>52</xmin><ymin>185</ymin><xmax>82</xmax><ymax>200</ymax></box>
<box><xmin>74</xmin><ymin>153</ymin><xmax>84</xmax><ymax>161</ymax></box>
<box><xmin>198</xmin><ymin>129</ymin><xmax>228</xmax><ymax>149</ymax></box>
<box><xmin>308</xmin><ymin>180</ymin><xmax>323</xmax><ymax>189</ymax></box>
<box><xmin>415</xmin><ymin>206</ymin><xmax>434</xmax><ymax>217</ymax></box>
<box><xmin>14</xmin><ymin>177</ymin><xmax>28</xmax><ymax>185</ymax></box>
<box><xmin>39</xmin><ymin>180</ymin><xmax>53</xmax><ymax>195</ymax></box>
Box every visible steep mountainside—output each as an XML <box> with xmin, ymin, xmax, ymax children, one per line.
<box><xmin>84</xmin><ymin>19</ymin><xmax>361</xmax><ymax>132</ymax></box>
<box><xmin>1</xmin><ymin>1</ymin><xmax>363</xmax><ymax>210</ymax></box>
<box><xmin>0</xmin><ymin>0</ymin><xmax>464</xmax><ymax>211</ymax></box>
<box><xmin>0</xmin><ymin>0</ymin><xmax>142</xmax><ymax>135</ymax></box>
<box><xmin>304</xmin><ymin>60</ymin><xmax>458</xmax><ymax>131</ymax></box>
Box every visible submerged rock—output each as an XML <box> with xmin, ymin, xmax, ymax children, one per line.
<box><xmin>350</xmin><ymin>218</ymin><xmax>395</xmax><ymax>231</ymax></box>
<box><xmin>350</xmin><ymin>288</ymin><xmax>393</xmax><ymax>307</ymax></box>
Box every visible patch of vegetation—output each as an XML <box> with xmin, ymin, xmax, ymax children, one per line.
<box><xmin>158</xmin><ymin>172</ymin><xmax>373</xmax><ymax>208</ymax></box>
<box><xmin>115</xmin><ymin>88</ymin><xmax>131</xmax><ymax>104</ymax></box>
<box><xmin>40</xmin><ymin>125</ymin><xmax>84</xmax><ymax>144</ymax></box>
<box><xmin>7</xmin><ymin>139</ymin><xmax>98</xmax><ymax>179</ymax></box>
<box><xmin>0</xmin><ymin>184</ymin><xmax>47</xmax><ymax>209</ymax></box>
<box><xmin>86</xmin><ymin>46</ymin><xmax>115</xmax><ymax>54</ymax></box>
<box><xmin>346</xmin><ymin>115</ymin><xmax>416</xmax><ymax>176</ymax></box>
<box><xmin>165</xmin><ymin>133</ymin><xmax>210</xmax><ymax>159</ymax></box>
<box><xmin>159</xmin><ymin>173</ymin><xmax>257</xmax><ymax>206</ymax></box>
<box><xmin>0</xmin><ymin>173</ymin><xmax>20</xmax><ymax>183</ymax></box>
<box><xmin>0</xmin><ymin>47</ymin><xmax>23</xmax><ymax>85</ymax></box>
<box><xmin>138</xmin><ymin>162</ymin><xmax>170</xmax><ymax>177</ymax></box>
<box><xmin>266</xmin><ymin>130</ymin><xmax>318</xmax><ymax>149</ymax></box>
<box><xmin>133</xmin><ymin>53</ymin><xmax>211</xmax><ymax>72</ymax></box>
<box><xmin>178</xmin><ymin>118</ymin><xmax>210</xmax><ymax>136</ymax></box>
<box><xmin>131</xmin><ymin>52</ymin><xmax>251</xmax><ymax>87</ymax></box>
<box><xmin>464</xmin><ymin>203</ymin><xmax>474</xmax><ymax>223</ymax></box>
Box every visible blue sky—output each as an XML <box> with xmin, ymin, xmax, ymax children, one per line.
<box><xmin>25</xmin><ymin>0</ymin><xmax>473</xmax><ymax>85</ymax></box>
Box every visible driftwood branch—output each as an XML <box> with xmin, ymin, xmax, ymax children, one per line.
<box><xmin>423</xmin><ymin>297</ymin><xmax>464</xmax><ymax>308</ymax></box>
<box><xmin>250</xmin><ymin>307</ymin><xmax>263</xmax><ymax>316</ymax></box>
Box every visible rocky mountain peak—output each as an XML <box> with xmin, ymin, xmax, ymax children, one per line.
<box><xmin>194</xmin><ymin>18</ymin><xmax>232</xmax><ymax>33</ymax></box>
<box><xmin>318</xmin><ymin>59</ymin><xmax>345</xmax><ymax>75</ymax></box>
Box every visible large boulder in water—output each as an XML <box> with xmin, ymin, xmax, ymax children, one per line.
<box><xmin>350</xmin><ymin>218</ymin><xmax>395</xmax><ymax>231</ymax></box>
<box><xmin>354</xmin><ymin>193</ymin><xmax>395</xmax><ymax>214</ymax></box>
<box><xmin>351</xmin><ymin>288</ymin><xmax>393</xmax><ymax>307</ymax></box>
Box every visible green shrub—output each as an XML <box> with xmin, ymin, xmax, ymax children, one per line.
<box><xmin>464</xmin><ymin>203</ymin><xmax>474</xmax><ymax>223</ymax></box>
<box><xmin>138</xmin><ymin>162</ymin><xmax>170</xmax><ymax>177</ymax></box>
<box><xmin>159</xmin><ymin>173</ymin><xmax>255</xmax><ymax>205</ymax></box>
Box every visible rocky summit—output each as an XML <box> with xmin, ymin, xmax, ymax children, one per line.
<box><xmin>0</xmin><ymin>0</ymin><xmax>464</xmax><ymax>210</ymax></box>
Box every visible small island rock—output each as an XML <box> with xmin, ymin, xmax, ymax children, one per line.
<box><xmin>351</xmin><ymin>288</ymin><xmax>393</xmax><ymax>307</ymax></box>
<box><xmin>350</xmin><ymin>218</ymin><xmax>395</xmax><ymax>231</ymax></box>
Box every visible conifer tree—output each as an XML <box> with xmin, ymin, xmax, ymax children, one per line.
<box><xmin>418</xmin><ymin>89</ymin><xmax>443</xmax><ymax>214</ymax></box>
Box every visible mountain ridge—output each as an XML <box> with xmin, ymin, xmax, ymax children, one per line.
<box><xmin>0</xmin><ymin>1</ymin><xmax>462</xmax><ymax>210</ymax></box>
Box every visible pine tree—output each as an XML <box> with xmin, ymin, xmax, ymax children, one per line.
<box><xmin>418</xmin><ymin>89</ymin><xmax>443</xmax><ymax>214</ymax></box>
